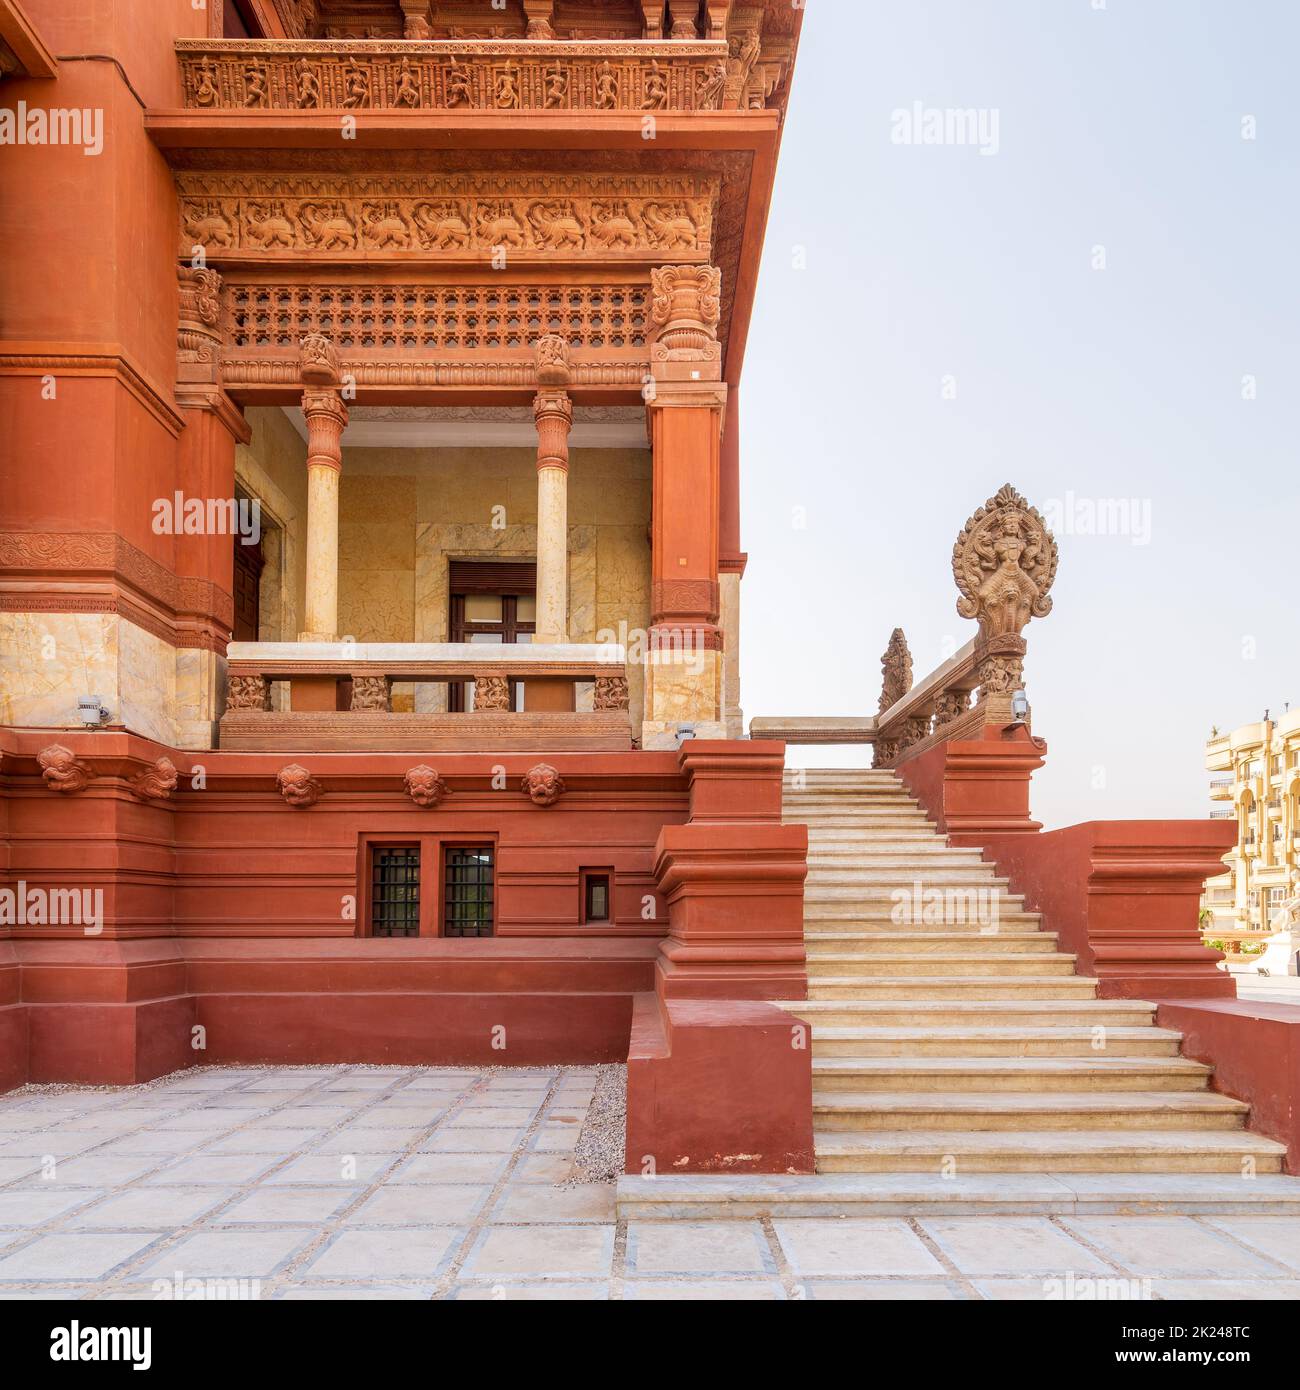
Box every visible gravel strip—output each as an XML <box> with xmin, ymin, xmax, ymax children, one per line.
<box><xmin>566</xmin><ymin>1064</ymin><xmax>626</xmax><ymax>1185</ymax></box>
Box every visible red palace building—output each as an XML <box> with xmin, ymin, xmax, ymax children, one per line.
<box><xmin>1</xmin><ymin>0</ymin><xmax>1296</xmax><ymax>1184</ymax></box>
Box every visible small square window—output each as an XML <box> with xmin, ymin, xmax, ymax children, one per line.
<box><xmin>583</xmin><ymin>872</ymin><xmax>611</xmax><ymax>924</ymax></box>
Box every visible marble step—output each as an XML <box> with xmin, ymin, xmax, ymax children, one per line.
<box><xmin>776</xmin><ymin>998</ymin><xmax>1153</xmax><ymax>1028</ymax></box>
<box><xmin>809</xmin><ymin>1056</ymin><xmax>1212</xmax><ymax>1093</ymax></box>
<box><xmin>812</xmin><ymin>1090</ymin><xmax>1247</xmax><ymax>1132</ymax></box>
<box><xmin>806</xmin><ymin>870</ymin><xmax>1012</xmax><ymax>888</ymax></box>
<box><xmin>806</xmin><ymin>975</ymin><xmax>1099</xmax><ymax>1001</ymax></box>
<box><xmin>805</xmin><ymin>932</ymin><xmax>1057</xmax><ymax>955</ymax></box>
<box><xmin>806</xmin><ymin>840</ymin><xmax>973</xmax><ymax>853</ymax></box>
<box><xmin>615</xmin><ymin>1171</ymin><xmax>1300</xmax><ymax>1217</ymax></box>
<box><xmin>806</xmin><ymin>953</ymin><xmax>1079</xmax><ymax>978</ymax></box>
<box><xmin>812</xmin><ymin>1129</ymin><xmax>1286</xmax><ymax>1174</ymax></box>
<box><xmin>802</xmin><ymin>909</ymin><xmax>1039</xmax><ymax>931</ymax></box>
<box><xmin>808</xmin><ymin>1025</ymin><xmax>1183</xmax><ymax>1058</ymax></box>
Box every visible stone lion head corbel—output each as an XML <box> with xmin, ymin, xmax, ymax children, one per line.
<box><xmin>37</xmin><ymin>744</ymin><xmax>93</xmax><ymax>794</ymax></box>
<box><xmin>404</xmin><ymin>765</ymin><xmax>449</xmax><ymax>809</ymax></box>
<box><xmin>129</xmin><ymin>756</ymin><xmax>179</xmax><ymax>802</ymax></box>
<box><xmin>277</xmin><ymin>763</ymin><xmax>322</xmax><ymax>808</ymax></box>
<box><xmin>521</xmin><ymin>763</ymin><xmax>565</xmax><ymax>807</ymax></box>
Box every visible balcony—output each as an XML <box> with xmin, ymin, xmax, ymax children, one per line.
<box><xmin>219</xmin><ymin>642</ymin><xmax>632</xmax><ymax>752</ymax></box>
<box><xmin>1208</xmin><ymin>776</ymin><xmax>1234</xmax><ymax>800</ymax></box>
<box><xmin>1209</xmin><ymin>809</ymin><xmax>1235</xmax><ymax>819</ymax></box>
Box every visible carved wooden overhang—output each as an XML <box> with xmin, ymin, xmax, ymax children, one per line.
<box><xmin>174</xmin><ymin>147</ymin><xmax>751</xmax><ymax>400</ymax></box>
<box><xmin>239</xmin><ymin>3</ymin><xmax>798</xmax><ymax>113</ymax></box>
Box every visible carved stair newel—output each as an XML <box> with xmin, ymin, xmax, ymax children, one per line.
<box><xmin>952</xmin><ymin>483</ymin><xmax>1059</xmax><ymax>724</ymax></box>
<box><xmin>872</xmin><ymin>628</ymin><xmax>912</xmax><ymax>769</ymax></box>
<box><xmin>298</xmin><ymin>334</ymin><xmax>348</xmax><ymax>643</ymax></box>
<box><xmin>533</xmin><ymin>333</ymin><xmax>573</xmax><ymax>645</ymax></box>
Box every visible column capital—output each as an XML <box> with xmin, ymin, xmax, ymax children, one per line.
<box><xmin>650</xmin><ymin>264</ymin><xmax>722</xmax><ymax>382</ymax></box>
<box><xmin>533</xmin><ymin>386</ymin><xmax>572</xmax><ymax>472</ymax></box>
<box><xmin>302</xmin><ymin>386</ymin><xmax>348</xmax><ymax>473</ymax></box>
<box><xmin>300</xmin><ymin>332</ymin><xmax>342</xmax><ymax>387</ymax></box>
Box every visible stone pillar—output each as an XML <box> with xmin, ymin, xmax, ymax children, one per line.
<box><xmin>532</xmin><ymin>334</ymin><xmax>572</xmax><ymax>645</ymax></box>
<box><xmin>175</xmin><ymin>265</ymin><xmax>251</xmax><ymax>748</ymax></box>
<box><xmin>718</xmin><ymin>385</ymin><xmax>745</xmax><ymax>738</ymax></box>
<box><xmin>643</xmin><ymin>265</ymin><xmax>727</xmax><ymax>748</ymax></box>
<box><xmin>297</xmin><ymin>335</ymin><xmax>347</xmax><ymax>643</ymax></box>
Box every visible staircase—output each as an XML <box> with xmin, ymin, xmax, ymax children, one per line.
<box><xmin>775</xmin><ymin>769</ymin><xmax>1288</xmax><ymax>1176</ymax></box>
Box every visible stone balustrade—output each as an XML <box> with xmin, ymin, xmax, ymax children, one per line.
<box><xmin>221</xmin><ymin>641</ymin><xmax>631</xmax><ymax>752</ymax></box>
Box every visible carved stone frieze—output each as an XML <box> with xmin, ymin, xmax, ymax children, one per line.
<box><xmin>953</xmin><ymin>483</ymin><xmax>1058</xmax><ymax>640</ymax></box>
<box><xmin>176</xmin><ymin>40</ymin><xmax>757</xmax><ymax>113</ymax></box>
<box><xmin>878</xmin><ymin>627</ymin><xmax>912</xmax><ymax>714</ymax></box>
<box><xmin>227</xmin><ymin>674</ymin><xmax>272</xmax><ymax>711</ymax></box>
<box><xmin>176</xmin><ymin>170</ymin><xmax>717</xmax><ymax>262</ymax></box>
<box><xmin>349</xmin><ymin>675</ymin><xmax>391</xmax><ymax>711</ymax></box>
<box><xmin>474</xmin><ymin>674</ymin><xmax>511</xmax><ymax>711</ymax></box>
<box><xmin>593</xmin><ymin>674</ymin><xmax>630</xmax><ymax>711</ymax></box>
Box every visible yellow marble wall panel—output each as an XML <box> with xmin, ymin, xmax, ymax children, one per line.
<box><xmin>0</xmin><ymin>612</ymin><xmax>118</xmax><ymax>728</ymax></box>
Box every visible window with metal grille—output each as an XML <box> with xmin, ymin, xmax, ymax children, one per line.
<box><xmin>443</xmin><ymin>846</ymin><xmax>494</xmax><ymax>937</ymax></box>
<box><xmin>370</xmin><ymin>846</ymin><xmax>420</xmax><ymax>937</ymax></box>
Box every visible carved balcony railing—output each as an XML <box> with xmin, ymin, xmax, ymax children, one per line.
<box><xmin>175</xmin><ymin>39</ymin><xmax>741</xmax><ymax>114</ymax></box>
<box><xmin>220</xmin><ymin>641</ymin><xmax>631</xmax><ymax>752</ymax></box>
<box><xmin>751</xmin><ymin>484</ymin><xmax>1059</xmax><ymax>769</ymax></box>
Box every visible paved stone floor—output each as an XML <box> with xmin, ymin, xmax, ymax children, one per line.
<box><xmin>1</xmin><ymin>1065</ymin><xmax>1299</xmax><ymax>1301</ymax></box>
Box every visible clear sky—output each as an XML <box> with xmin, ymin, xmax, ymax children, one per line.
<box><xmin>739</xmin><ymin>0</ymin><xmax>1299</xmax><ymax>829</ymax></box>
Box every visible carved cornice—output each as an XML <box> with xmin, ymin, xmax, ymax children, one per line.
<box><xmin>0</xmin><ymin>531</ymin><xmax>234</xmax><ymax>646</ymax></box>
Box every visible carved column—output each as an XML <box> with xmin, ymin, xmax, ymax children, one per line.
<box><xmin>718</xmin><ymin>387</ymin><xmax>745</xmax><ymax>738</ymax></box>
<box><xmin>644</xmin><ymin>265</ymin><xmax>727</xmax><ymax>747</ymax></box>
<box><xmin>298</xmin><ymin>335</ymin><xmax>348</xmax><ymax>643</ymax></box>
<box><xmin>532</xmin><ymin>334</ymin><xmax>572</xmax><ymax>646</ymax></box>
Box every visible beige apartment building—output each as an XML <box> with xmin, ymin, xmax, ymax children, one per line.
<box><xmin>1204</xmin><ymin>708</ymin><xmax>1300</xmax><ymax>941</ymax></box>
